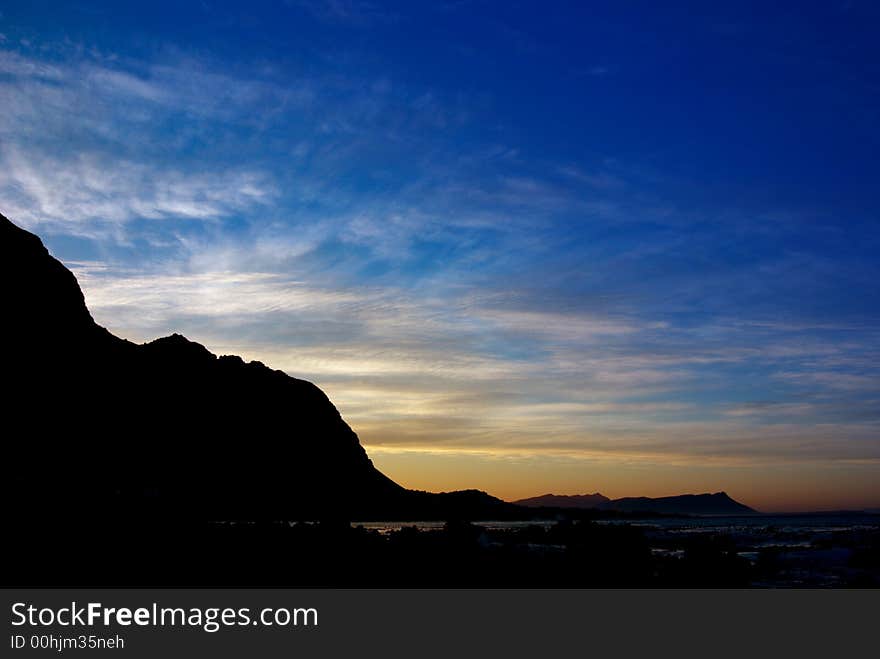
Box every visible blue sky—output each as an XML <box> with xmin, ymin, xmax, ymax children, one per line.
<box><xmin>1</xmin><ymin>1</ymin><xmax>878</xmax><ymax>509</ymax></box>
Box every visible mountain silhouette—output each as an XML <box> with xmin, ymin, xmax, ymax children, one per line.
<box><xmin>605</xmin><ymin>492</ymin><xmax>755</xmax><ymax>515</ymax></box>
<box><xmin>1</xmin><ymin>212</ymin><xmax>513</xmax><ymax>522</ymax></box>
<box><xmin>514</xmin><ymin>491</ymin><xmax>756</xmax><ymax>515</ymax></box>
<box><xmin>513</xmin><ymin>493</ymin><xmax>611</xmax><ymax>509</ymax></box>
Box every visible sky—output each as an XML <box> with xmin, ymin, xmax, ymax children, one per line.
<box><xmin>1</xmin><ymin>1</ymin><xmax>878</xmax><ymax>511</ymax></box>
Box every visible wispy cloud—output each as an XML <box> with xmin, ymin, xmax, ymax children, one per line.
<box><xmin>0</xmin><ymin>148</ymin><xmax>276</xmax><ymax>232</ymax></box>
<box><xmin>0</xmin><ymin>47</ymin><xmax>295</xmax><ymax>237</ymax></box>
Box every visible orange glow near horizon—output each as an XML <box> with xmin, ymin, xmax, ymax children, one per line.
<box><xmin>365</xmin><ymin>446</ymin><xmax>880</xmax><ymax>513</ymax></box>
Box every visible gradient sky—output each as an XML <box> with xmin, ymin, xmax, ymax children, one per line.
<box><xmin>2</xmin><ymin>1</ymin><xmax>879</xmax><ymax>511</ymax></box>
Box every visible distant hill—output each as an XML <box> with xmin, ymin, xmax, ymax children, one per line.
<box><xmin>514</xmin><ymin>493</ymin><xmax>611</xmax><ymax>509</ymax></box>
<box><xmin>515</xmin><ymin>491</ymin><xmax>756</xmax><ymax>515</ymax></box>
<box><xmin>606</xmin><ymin>492</ymin><xmax>756</xmax><ymax>515</ymax></box>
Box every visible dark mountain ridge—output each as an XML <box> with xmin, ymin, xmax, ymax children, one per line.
<box><xmin>514</xmin><ymin>491</ymin><xmax>756</xmax><ymax>515</ymax></box>
<box><xmin>1</xmin><ymin>213</ymin><xmax>513</xmax><ymax>522</ymax></box>
<box><xmin>513</xmin><ymin>493</ymin><xmax>611</xmax><ymax>509</ymax></box>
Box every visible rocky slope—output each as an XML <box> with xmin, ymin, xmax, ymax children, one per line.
<box><xmin>2</xmin><ymin>212</ymin><xmax>517</xmax><ymax>521</ymax></box>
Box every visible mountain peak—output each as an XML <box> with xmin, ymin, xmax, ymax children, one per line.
<box><xmin>145</xmin><ymin>333</ymin><xmax>217</xmax><ymax>363</ymax></box>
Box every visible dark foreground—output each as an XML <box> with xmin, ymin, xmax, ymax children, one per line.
<box><xmin>9</xmin><ymin>514</ymin><xmax>879</xmax><ymax>587</ymax></box>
